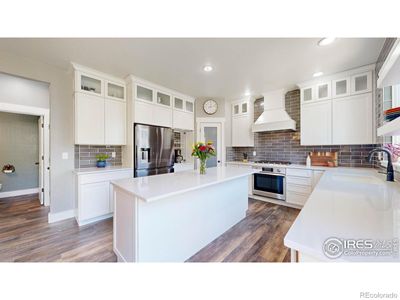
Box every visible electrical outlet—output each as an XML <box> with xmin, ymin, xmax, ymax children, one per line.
<box><xmin>253</xmin><ymin>151</ymin><xmax>256</xmax><ymax>157</ymax></box>
<box><xmin>112</xmin><ymin>152</ymin><xmax>116</xmax><ymax>158</ymax></box>
<box><xmin>62</xmin><ymin>152</ymin><xmax>68</xmax><ymax>160</ymax></box>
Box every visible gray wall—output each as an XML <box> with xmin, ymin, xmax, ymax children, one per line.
<box><xmin>0</xmin><ymin>112</ymin><xmax>39</xmax><ymax>192</ymax></box>
<box><xmin>0</xmin><ymin>50</ymin><xmax>74</xmax><ymax>214</ymax></box>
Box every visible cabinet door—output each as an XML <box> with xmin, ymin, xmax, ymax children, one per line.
<box><xmin>232</xmin><ymin>103</ymin><xmax>240</xmax><ymax>116</ymax></box>
<box><xmin>185</xmin><ymin>100</ymin><xmax>194</xmax><ymax>113</ymax></box>
<box><xmin>351</xmin><ymin>71</ymin><xmax>372</xmax><ymax>95</ymax></box>
<box><xmin>174</xmin><ymin>97</ymin><xmax>184</xmax><ymax>110</ymax></box>
<box><xmin>300</xmin><ymin>102</ymin><xmax>332</xmax><ymax>145</ymax></box>
<box><xmin>316</xmin><ymin>82</ymin><xmax>331</xmax><ymax>101</ymax></box>
<box><xmin>232</xmin><ymin>115</ymin><xmax>254</xmax><ymax>147</ymax></box>
<box><xmin>75</xmin><ymin>93</ymin><xmax>105</xmax><ymax>144</ymax></box>
<box><xmin>332</xmin><ymin>93</ymin><xmax>373</xmax><ymax>145</ymax></box>
<box><xmin>105</xmin><ymin>99</ymin><xmax>126</xmax><ymax>145</ymax></box>
<box><xmin>80</xmin><ymin>182</ymin><xmax>110</xmax><ymax>221</ymax></box>
<box><xmin>241</xmin><ymin>101</ymin><xmax>249</xmax><ymax>114</ymax></box>
<box><xmin>156</xmin><ymin>91</ymin><xmax>171</xmax><ymax>107</ymax></box>
<box><xmin>76</xmin><ymin>71</ymin><xmax>104</xmax><ymax>97</ymax></box>
<box><xmin>173</xmin><ymin>110</ymin><xmax>194</xmax><ymax>130</ymax></box>
<box><xmin>106</xmin><ymin>81</ymin><xmax>125</xmax><ymax>101</ymax></box>
<box><xmin>332</xmin><ymin>77</ymin><xmax>350</xmax><ymax>98</ymax></box>
<box><xmin>301</xmin><ymin>86</ymin><xmax>315</xmax><ymax>104</ymax></box>
<box><xmin>135</xmin><ymin>84</ymin><xmax>154</xmax><ymax>103</ymax></box>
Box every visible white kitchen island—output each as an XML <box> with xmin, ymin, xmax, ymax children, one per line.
<box><xmin>111</xmin><ymin>166</ymin><xmax>255</xmax><ymax>262</ymax></box>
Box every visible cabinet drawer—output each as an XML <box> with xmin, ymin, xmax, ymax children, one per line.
<box><xmin>286</xmin><ymin>168</ymin><xmax>312</xmax><ymax>178</ymax></box>
<box><xmin>287</xmin><ymin>191</ymin><xmax>309</xmax><ymax>206</ymax></box>
<box><xmin>286</xmin><ymin>175</ymin><xmax>312</xmax><ymax>186</ymax></box>
<box><xmin>287</xmin><ymin>183</ymin><xmax>312</xmax><ymax>195</ymax></box>
<box><xmin>78</xmin><ymin>170</ymin><xmax>132</xmax><ymax>184</ymax></box>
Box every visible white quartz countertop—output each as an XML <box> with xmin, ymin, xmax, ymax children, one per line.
<box><xmin>284</xmin><ymin>168</ymin><xmax>400</xmax><ymax>262</ymax></box>
<box><xmin>111</xmin><ymin>166</ymin><xmax>255</xmax><ymax>202</ymax></box>
<box><xmin>226</xmin><ymin>161</ymin><xmax>330</xmax><ymax>171</ymax></box>
<box><xmin>74</xmin><ymin>166</ymin><xmax>132</xmax><ymax>175</ymax></box>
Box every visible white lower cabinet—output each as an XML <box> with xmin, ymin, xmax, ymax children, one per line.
<box><xmin>286</xmin><ymin>168</ymin><xmax>324</xmax><ymax>207</ymax></box>
<box><xmin>75</xmin><ymin>169</ymin><xmax>132</xmax><ymax>226</ymax></box>
<box><xmin>300</xmin><ymin>101</ymin><xmax>332</xmax><ymax>146</ymax></box>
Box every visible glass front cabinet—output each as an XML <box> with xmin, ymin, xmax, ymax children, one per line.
<box><xmin>76</xmin><ymin>71</ymin><xmax>104</xmax><ymax>97</ymax></box>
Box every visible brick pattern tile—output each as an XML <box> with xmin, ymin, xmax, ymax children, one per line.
<box><xmin>74</xmin><ymin>145</ymin><xmax>123</xmax><ymax>168</ymax></box>
<box><xmin>227</xmin><ymin>90</ymin><xmax>380</xmax><ymax>167</ymax></box>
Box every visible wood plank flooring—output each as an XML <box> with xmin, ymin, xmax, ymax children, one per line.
<box><xmin>0</xmin><ymin>194</ymin><xmax>116</xmax><ymax>262</ymax></box>
<box><xmin>0</xmin><ymin>194</ymin><xmax>299</xmax><ymax>262</ymax></box>
<box><xmin>187</xmin><ymin>199</ymin><xmax>300</xmax><ymax>262</ymax></box>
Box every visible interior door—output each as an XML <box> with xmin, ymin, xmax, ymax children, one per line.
<box><xmin>38</xmin><ymin>116</ymin><xmax>44</xmax><ymax>205</ymax></box>
<box><xmin>199</xmin><ymin>122</ymin><xmax>222</xmax><ymax>168</ymax></box>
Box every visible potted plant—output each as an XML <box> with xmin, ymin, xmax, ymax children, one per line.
<box><xmin>95</xmin><ymin>153</ymin><xmax>109</xmax><ymax>168</ymax></box>
<box><xmin>191</xmin><ymin>141</ymin><xmax>216</xmax><ymax>174</ymax></box>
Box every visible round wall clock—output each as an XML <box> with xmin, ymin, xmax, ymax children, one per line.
<box><xmin>203</xmin><ymin>99</ymin><xmax>218</xmax><ymax>115</ymax></box>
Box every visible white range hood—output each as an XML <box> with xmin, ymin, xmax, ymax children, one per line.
<box><xmin>252</xmin><ymin>89</ymin><xmax>296</xmax><ymax>132</ymax></box>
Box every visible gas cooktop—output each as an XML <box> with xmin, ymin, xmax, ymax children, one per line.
<box><xmin>253</xmin><ymin>160</ymin><xmax>292</xmax><ymax>166</ymax></box>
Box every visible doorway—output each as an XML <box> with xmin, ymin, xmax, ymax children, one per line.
<box><xmin>196</xmin><ymin>118</ymin><xmax>225</xmax><ymax>167</ymax></box>
<box><xmin>0</xmin><ymin>103</ymin><xmax>50</xmax><ymax>206</ymax></box>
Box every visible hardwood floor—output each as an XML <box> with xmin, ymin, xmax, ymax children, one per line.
<box><xmin>0</xmin><ymin>194</ymin><xmax>116</xmax><ymax>262</ymax></box>
<box><xmin>0</xmin><ymin>194</ymin><xmax>299</xmax><ymax>262</ymax></box>
<box><xmin>187</xmin><ymin>199</ymin><xmax>300</xmax><ymax>262</ymax></box>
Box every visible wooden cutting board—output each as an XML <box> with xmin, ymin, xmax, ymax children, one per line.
<box><xmin>309</xmin><ymin>151</ymin><xmax>338</xmax><ymax>167</ymax></box>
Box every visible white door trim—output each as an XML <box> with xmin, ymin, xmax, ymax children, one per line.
<box><xmin>196</xmin><ymin>117</ymin><xmax>226</xmax><ymax>166</ymax></box>
<box><xmin>0</xmin><ymin>102</ymin><xmax>50</xmax><ymax>207</ymax></box>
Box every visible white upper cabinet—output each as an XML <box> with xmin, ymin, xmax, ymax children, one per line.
<box><xmin>332</xmin><ymin>93</ymin><xmax>373</xmax><ymax>145</ymax></box>
<box><xmin>73</xmin><ymin>63</ymin><xmax>126</xmax><ymax>145</ymax></box>
<box><xmin>332</xmin><ymin>77</ymin><xmax>350</xmax><ymax>98</ymax></box>
<box><xmin>135</xmin><ymin>84</ymin><xmax>154</xmax><ymax>103</ymax></box>
<box><xmin>106</xmin><ymin>81</ymin><xmax>125</xmax><ymax>101</ymax></box>
<box><xmin>76</xmin><ymin>71</ymin><xmax>104</xmax><ymax>97</ymax></box>
<box><xmin>299</xmin><ymin>65</ymin><xmax>375</xmax><ymax>146</ymax></box>
<box><xmin>351</xmin><ymin>71</ymin><xmax>372</xmax><ymax>95</ymax></box>
<box><xmin>300</xmin><ymin>101</ymin><xmax>332</xmax><ymax>146</ymax></box>
<box><xmin>300</xmin><ymin>86</ymin><xmax>315</xmax><ymax>103</ymax></box>
<box><xmin>129</xmin><ymin>76</ymin><xmax>195</xmax><ymax>130</ymax></box>
<box><xmin>75</xmin><ymin>93</ymin><xmax>105</xmax><ymax>145</ymax></box>
<box><xmin>156</xmin><ymin>91</ymin><xmax>171</xmax><ymax>107</ymax></box>
<box><xmin>316</xmin><ymin>82</ymin><xmax>331</xmax><ymax>101</ymax></box>
<box><xmin>231</xmin><ymin>98</ymin><xmax>254</xmax><ymax>147</ymax></box>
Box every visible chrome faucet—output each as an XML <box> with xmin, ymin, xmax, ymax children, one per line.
<box><xmin>367</xmin><ymin>148</ymin><xmax>394</xmax><ymax>182</ymax></box>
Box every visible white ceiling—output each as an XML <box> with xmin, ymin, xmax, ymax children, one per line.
<box><xmin>0</xmin><ymin>38</ymin><xmax>385</xmax><ymax>99</ymax></box>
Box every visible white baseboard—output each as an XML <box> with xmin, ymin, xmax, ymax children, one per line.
<box><xmin>48</xmin><ymin>209</ymin><xmax>75</xmax><ymax>223</ymax></box>
<box><xmin>0</xmin><ymin>188</ymin><xmax>39</xmax><ymax>199</ymax></box>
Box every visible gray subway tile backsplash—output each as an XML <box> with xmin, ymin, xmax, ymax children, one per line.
<box><xmin>74</xmin><ymin>145</ymin><xmax>123</xmax><ymax>168</ymax></box>
<box><xmin>226</xmin><ymin>90</ymin><xmax>379</xmax><ymax>167</ymax></box>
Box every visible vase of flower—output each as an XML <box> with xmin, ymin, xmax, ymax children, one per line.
<box><xmin>191</xmin><ymin>141</ymin><xmax>216</xmax><ymax>175</ymax></box>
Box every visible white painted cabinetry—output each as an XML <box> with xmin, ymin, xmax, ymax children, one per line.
<box><xmin>286</xmin><ymin>168</ymin><xmax>324</xmax><ymax>207</ymax></box>
<box><xmin>73</xmin><ymin>63</ymin><xmax>127</xmax><ymax>145</ymax></box>
<box><xmin>75</xmin><ymin>93</ymin><xmax>105</xmax><ymax>145</ymax></box>
<box><xmin>300</xmin><ymin>101</ymin><xmax>332</xmax><ymax>145</ymax></box>
<box><xmin>129</xmin><ymin>78</ymin><xmax>195</xmax><ymax>130</ymax></box>
<box><xmin>231</xmin><ymin>98</ymin><xmax>254</xmax><ymax>147</ymax></box>
<box><xmin>299</xmin><ymin>65</ymin><xmax>375</xmax><ymax>146</ymax></box>
<box><xmin>75</xmin><ymin>169</ymin><xmax>132</xmax><ymax>226</ymax></box>
<box><xmin>332</xmin><ymin>93</ymin><xmax>373</xmax><ymax>144</ymax></box>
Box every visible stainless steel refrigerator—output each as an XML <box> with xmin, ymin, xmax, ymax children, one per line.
<box><xmin>134</xmin><ymin>124</ymin><xmax>175</xmax><ymax>177</ymax></box>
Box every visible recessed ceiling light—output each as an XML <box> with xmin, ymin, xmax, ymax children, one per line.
<box><xmin>203</xmin><ymin>65</ymin><xmax>213</xmax><ymax>72</ymax></box>
<box><xmin>244</xmin><ymin>91</ymin><xmax>251</xmax><ymax>96</ymax></box>
<box><xmin>313</xmin><ymin>72</ymin><xmax>324</xmax><ymax>77</ymax></box>
<box><xmin>318</xmin><ymin>37</ymin><xmax>336</xmax><ymax>46</ymax></box>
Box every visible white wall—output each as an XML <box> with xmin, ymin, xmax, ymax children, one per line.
<box><xmin>0</xmin><ymin>50</ymin><xmax>74</xmax><ymax>214</ymax></box>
